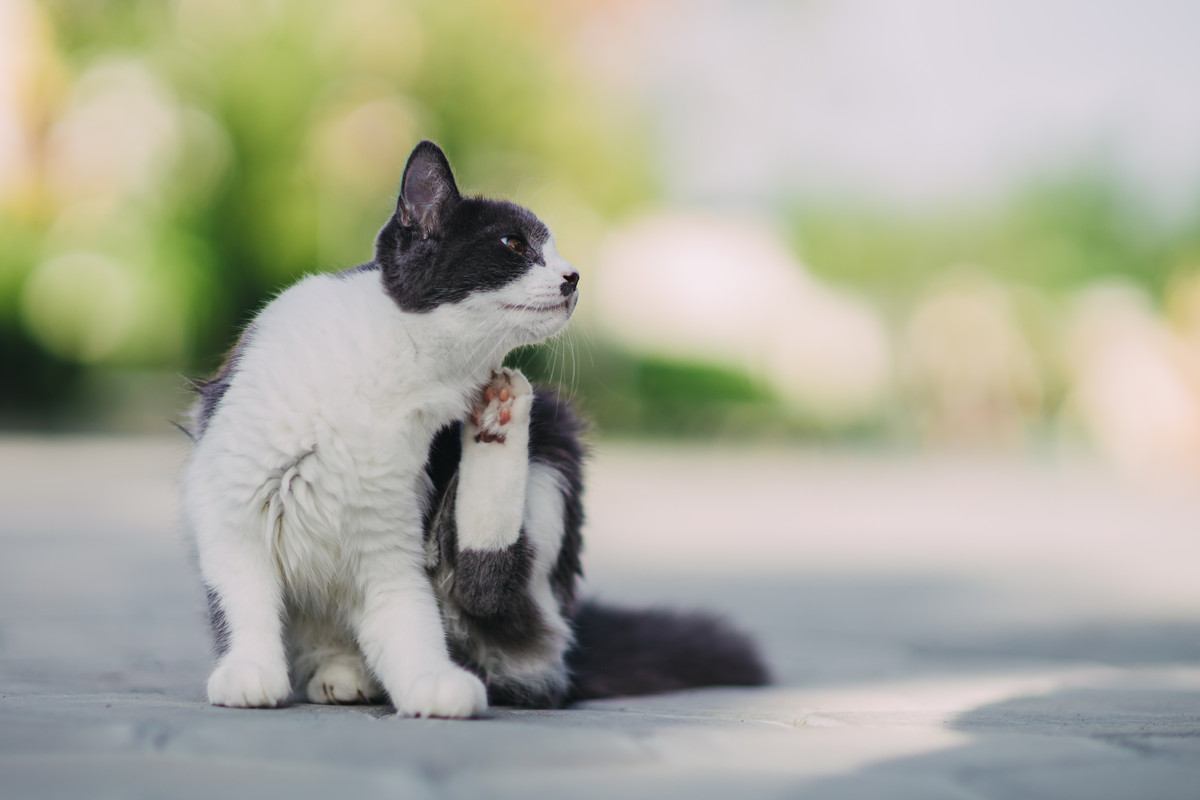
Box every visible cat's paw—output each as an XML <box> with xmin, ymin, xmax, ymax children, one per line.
<box><xmin>306</xmin><ymin>653</ymin><xmax>381</xmax><ymax>705</ymax></box>
<box><xmin>467</xmin><ymin>368</ymin><xmax>532</xmax><ymax>445</ymax></box>
<box><xmin>395</xmin><ymin>666</ymin><xmax>488</xmax><ymax>719</ymax></box>
<box><xmin>207</xmin><ymin>654</ymin><xmax>291</xmax><ymax>708</ymax></box>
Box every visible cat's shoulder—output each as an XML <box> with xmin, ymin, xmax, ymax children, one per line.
<box><xmin>239</xmin><ymin>268</ymin><xmax>403</xmax><ymax>364</ymax></box>
<box><xmin>255</xmin><ymin>268</ymin><xmax>379</xmax><ymax>327</ymax></box>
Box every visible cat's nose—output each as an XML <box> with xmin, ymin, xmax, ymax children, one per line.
<box><xmin>560</xmin><ymin>271</ymin><xmax>580</xmax><ymax>296</ymax></box>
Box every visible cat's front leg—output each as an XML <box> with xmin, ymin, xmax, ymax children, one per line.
<box><xmin>188</xmin><ymin>490</ymin><xmax>291</xmax><ymax>708</ymax></box>
<box><xmin>354</xmin><ymin>550</ymin><xmax>487</xmax><ymax>718</ymax></box>
<box><xmin>452</xmin><ymin>367</ymin><xmax>535</xmax><ymax>616</ymax></box>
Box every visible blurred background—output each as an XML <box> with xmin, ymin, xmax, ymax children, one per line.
<box><xmin>3</xmin><ymin>0</ymin><xmax>1200</xmax><ymax>477</ymax></box>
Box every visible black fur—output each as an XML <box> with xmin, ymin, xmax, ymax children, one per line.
<box><xmin>423</xmin><ymin>387</ymin><xmax>586</xmax><ymax>618</ymax></box>
<box><xmin>422</xmin><ymin>388</ymin><xmax>584</xmax><ymax>707</ymax></box>
<box><xmin>566</xmin><ymin>602</ymin><xmax>770</xmax><ymax>702</ymax></box>
<box><xmin>485</xmin><ymin>675</ymin><xmax>561</xmax><ymax>709</ymax></box>
<box><xmin>338</xmin><ymin>261</ymin><xmax>378</xmax><ymax>277</ymax></box>
<box><xmin>422</xmin><ymin>386</ymin><xmax>769</xmax><ymax>707</ymax></box>
<box><xmin>205</xmin><ymin>585</ymin><xmax>231</xmax><ymax>657</ymax></box>
<box><xmin>190</xmin><ymin>325</ymin><xmax>255</xmax><ymax>438</ymax></box>
<box><xmin>425</xmin><ymin>477</ymin><xmax>544</xmax><ymax>641</ymax></box>
<box><xmin>422</xmin><ymin>422</ymin><xmax>463</xmax><ymax>531</ymax></box>
<box><xmin>453</xmin><ymin>536</ymin><xmax>538</xmax><ymax>622</ymax></box>
<box><xmin>378</xmin><ymin>141</ymin><xmax>550</xmax><ymax>312</ymax></box>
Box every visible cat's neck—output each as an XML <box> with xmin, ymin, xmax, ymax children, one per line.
<box><xmin>401</xmin><ymin>309</ymin><xmax>507</xmax><ymax>387</ymax></box>
<box><xmin>357</xmin><ymin>270</ymin><xmax>508</xmax><ymax>394</ymax></box>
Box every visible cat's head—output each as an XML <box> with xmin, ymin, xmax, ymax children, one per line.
<box><xmin>375</xmin><ymin>141</ymin><xmax>579</xmax><ymax>346</ymax></box>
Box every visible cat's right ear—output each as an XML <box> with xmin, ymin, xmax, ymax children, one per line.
<box><xmin>398</xmin><ymin>140</ymin><xmax>461</xmax><ymax>239</ymax></box>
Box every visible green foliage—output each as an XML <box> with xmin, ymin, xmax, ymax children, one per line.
<box><xmin>787</xmin><ymin>173</ymin><xmax>1198</xmax><ymax>302</ymax></box>
<box><xmin>4</xmin><ymin>1</ymin><xmax>655</xmax><ymax>387</ymax></box>
<box><xmin>505</xmin><ymin>342</ymin><xmax>878</xmax><ymax>441</ymax></box>
<box><xmin>5</xmin><ymin>4</ymin><xmax>1200</xmax><ymax>440</ymax></box>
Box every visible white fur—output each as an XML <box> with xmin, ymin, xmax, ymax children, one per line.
<box><xmin>289</xmin><ymin>612</ymin><xmax>382</xmax><ymax>704</ymax></box>
<box><xmin>184</xmin><ymin>243</ymin><xmax>576</xmax><ymax>717</ymax></box>
<box><xmin>306</xmin><ymin>651</ymin><xmax>380</xmax><ymax>704</ymax></box>
<box><xmin>522</xmin><ymin>461</ymin><xmax>574</xmax><ymax>652</ymax></box>
<box><xmin>542</xmin><ymin>236</ymin><xmax>571</xmax><ymax>279</ymax></box>
<box><xmin>456</xmin><ymin>370</ymin><xmax>534</xmax><ymax>551</ymax></box>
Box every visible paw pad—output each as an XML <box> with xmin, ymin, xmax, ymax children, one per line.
<box><xmin>469</xmin><ymin>368</ymin><xmax>531</xmax><ymax>444</ymax></box>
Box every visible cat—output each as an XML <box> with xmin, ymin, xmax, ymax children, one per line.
<box><xmin>183</xmin><ymin>140</ymin><xmax>767</xmax><ymax>717</ymax></box>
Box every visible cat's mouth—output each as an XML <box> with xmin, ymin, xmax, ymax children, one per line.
<box><xmin>504</xmin><ymin>300</ymin><xmax>570</xmax><ymax>313</ymax></box>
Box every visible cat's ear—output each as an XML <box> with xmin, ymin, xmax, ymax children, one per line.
<box><xmin>398</xmin><ymin>140</ymin><xmax>461</xmax><ymax>239</ymax></box>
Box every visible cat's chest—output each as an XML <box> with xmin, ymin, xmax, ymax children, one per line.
<box><xmin>306</xmin><ymin>404</ymin><xmax>444</xmax><ymax>508</ymax></box>
<box><xmin>231</xmin><ymin>271</ymin><xmax>479</xmax><ymax>593</ymax></box>
<box><xmin>285</xmin><ymin>362</ymin><xmax>464</xmax><ymax>508</ymax></box>
<box><xmin>269</xmin><ymin>408</ymin><xmax>441</xmax><ymax>599</ymax></box>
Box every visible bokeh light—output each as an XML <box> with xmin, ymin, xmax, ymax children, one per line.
<box><xmin>0</xmin><ymin>0</ymin><xmax>1198</xmax><ymax>479</ymax></box>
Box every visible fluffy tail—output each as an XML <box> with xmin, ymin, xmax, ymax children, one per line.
<box><xmin>565</xmin><ymin>601</ymin><xmax>770</xmax><ymax>702</ymax></box>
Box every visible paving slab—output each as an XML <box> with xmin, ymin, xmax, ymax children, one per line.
<box><xmin>1</xmin><ymin>437</ymin><xmax>1198</xmax><ymax>798</ymax></box>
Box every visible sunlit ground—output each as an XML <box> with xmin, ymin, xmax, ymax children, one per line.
<box><xmin>2</xmin><ymin>436</ymin><xmax>1197</xmax><ymax>798</ymax></box>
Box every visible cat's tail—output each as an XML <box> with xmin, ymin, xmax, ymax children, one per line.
<box><xmin>564</xmin><ymin>600</ymin><xmax>769</xmax><ymax>702</ymax></box>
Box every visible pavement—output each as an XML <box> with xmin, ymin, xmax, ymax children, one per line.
<box><xmin>1</xmin><ymin>436</ymin><xmax>1199</xmax><ymax>799</ymax></box>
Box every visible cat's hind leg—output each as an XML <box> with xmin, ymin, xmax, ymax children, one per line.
<box><xmin>478</xmin><ymin>457</ymin><xmax>578</xmax><ymax>707</ymax></box>
<box><xmin>430</xmin><ymin>378</ymin><xmax>585</xmax><ymax>707</ymax></box>
<box><xmin>289</xmin><ymin>613</ymin><xmax>383</xmax><ymax>704</ymax></box>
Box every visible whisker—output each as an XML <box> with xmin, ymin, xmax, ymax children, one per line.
<box><xmin>464</xmin><ymin>304</ymin><xmax>520</xmax><ymax>371</ymax></box>
<box><xmin>568</xmin><ymin>330</ymin><xmax>579</xmax><ymax>402</ymax></box>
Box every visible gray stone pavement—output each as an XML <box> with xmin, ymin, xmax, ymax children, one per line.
<box><xmin>1</xmin><ymin>437</ymin><xmax>1199</xmax><ymax>799</ymax></box>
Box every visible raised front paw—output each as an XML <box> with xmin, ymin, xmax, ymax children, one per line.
<box><xmin>207</xmin><ymin>654</ymin><xmax>291</xmax><ymax>708</ymax></box>
<box><xmin>467</xmin><ymin>368</ymin><xmax>532</xmax><ymax>445</ymax></box>
<box><xmin>394</xmin><ymin>666</ymin><xmax>488</xmax><ymax>719</ymax></box>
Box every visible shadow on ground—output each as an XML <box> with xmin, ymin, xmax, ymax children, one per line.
<box><xmin>784</xmin><ymin>682</ymin><xmax>1200</xmax><ymax>800</ymax></box>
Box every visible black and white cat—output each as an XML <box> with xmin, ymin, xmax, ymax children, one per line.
<box><xmin>183</xmin><ymin>141</ymin><xmax>766</xmax><ymax>717</ymax></box>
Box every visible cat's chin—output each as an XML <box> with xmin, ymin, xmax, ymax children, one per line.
<box><xmin>509</xmin><ymin>318</ymin><xmax>571</xmax><ymax>348</ymax></box>
<box><xmin>503</xmin><ymin>300</ymin><xmax>571</xmax><ymax>314</ymax></box>
<box><xmin>503</xmin><ymin>298</ymin><xmax>575</xmax><ymax>345</ymax></box>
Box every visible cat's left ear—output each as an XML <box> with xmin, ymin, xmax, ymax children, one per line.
<box><xmin>398</xmin><ymin>140</ymin><xmax>461</xmax><ymax>239</ymax></box>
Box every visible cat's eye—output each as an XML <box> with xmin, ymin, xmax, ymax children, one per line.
<box><xmin>501</xmin><ymin>236</ymin><xmax>528</xmax><ymax>257</ymax></box>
